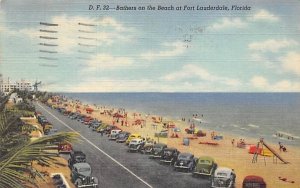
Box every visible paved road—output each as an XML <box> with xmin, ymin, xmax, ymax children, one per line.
<box><xmin>35</xmin><ymin>102</ymin><xmax>211</xmax><ymax>188</ymax></box>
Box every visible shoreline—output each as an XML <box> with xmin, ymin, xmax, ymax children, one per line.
<box><xmin>49</xmin><ymin>95</ymin><xmax>300</xmax><ymax>188</ymax></box>
<box><xmin>61</xmin><ymin>93</ymin><xmax>300</xmax><ymax>147</ymax></box>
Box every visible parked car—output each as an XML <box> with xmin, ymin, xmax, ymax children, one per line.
<box><xmin>242</xmin><ymin>175</ymin><xmax>266</xmax><ymax>188</ymax></box>
<box><xmin>139</xmin><ymin>140</ymin><xmax>155</xmax><ymax>154</ymax></box>
<box><xmin>160</xmin><ymin>147</ymin><xmax>179</xmax><ymax>165</ymax></box>
<box><xmin>125</xmin><ymin>133</ymin><xmax>142</xmax><ymax>145</ymax></box>
<box><xmin>69</xmin><ymin>113</ymin><xmax>80</xmax><ymax>120</ymax></box>
<box><xmin>211</xmin><ymin>167</ymin><xmax>236</xmax><ymax>188</ymax></box>
<box><xmin>154</xmin><ymin>130</ymin><xmax>168</xmax><ymax>138</ymax></box>
<box><xmin>128</xmin><ymin>138</ymin><xmax>145</xmax><ymax>152</ymax></box>
<box><xmin>174</xmin><ymin>152</ymin><xmax>196</xmax><ymax>172</ymax></box>
<box><xmin>57</xmin><ymin>108</ymin><xmax>66</xmax><ymax>114</ymax></box>
<box><xmin>42</xmin><ymin>123</ymin><xmax>53</xmax><ymax>132</ymax></box>
<box><xmin>97</xmin><ymin>124</ymin><xmax>118</xmax><ymax>134</ymax></box>
<box><xmin>68</xmin><ymin>112</ymin><xmax>75</xmax><ymax>118</ymax></box>
<box><xmin>193</xmin><ymin>156</ymin><xmax>217</xmax><ymax>177</ymax></box>
<box><xmin>96</xmin><ymin>124</ymin><xmax>108</xmax><ymax>133</ymax></box>
<box><xmin>149</xmin><ymin>143</ymin><xmax>167</xmax><ymax>159</ymax></box>
<box><xmin>68</xmin><ymin>150</ymin><xmax>86</xmax><ymax>168</ymax></box>
<box><xmin>70</xmin><ymin>163</ymin><xmax>98</xmax><ymax>188</ymax></box>
<box><xmin>116</xmin><ymin>132</ymin><xmax>130</xmax><ymax>143</ymax></box>
<box><xmin>63</xmin><ymin>110</ymin><xmax>71</xmax><ymax>116</ymax></box>
<box><xmin>83</xmin><ymin>117</ymin><xmax>93</xmax><ymax>125</ymax></box>
<box><xmin>44</xmin><ymin>127</ymin><xmax>58</xmax><ymax>135</ymax></box>
<box><xmin>58</xmin><ymin>142</ymin><xmax>73</xmax><ymax>154</ymax></box>
<box><xmin>78</xmin><ymin>115</ymin><xmax>87</xmax><ymax>123</ymax></box>
<box><xmin>37</xmin><ymin>115</ymin><xmax>48</xmax><ymax>125</ymax></box>
<box><xmin>108</xmin><ymin>129</ymin><xmax>122</xmax><ymax>140</ymax></box>
<box><xmin>89</xmin><ymin>119</ymin><xmax>101</xmax><ymax>126</ymax></box>
<box><xmin>104</xmin><ymin>125</ymin><xmax>119</xmax><ymax>135</ymax></box>
<box><xmin>90</xmin><ymin>121</ymin><xmax>102</xmax><ymax>131</ymax></box>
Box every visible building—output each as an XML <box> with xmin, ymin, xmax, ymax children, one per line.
<box><xmin>9</xmin><ymin>92</ymin><xmax>23</xmax><ymax>104</ymax></box>
<box><xmin>16</xmin><ymin>79</ymin><xmax>33</xmax><ymax>91</ymax></box>
<box><xmin>0</xmin><ymin>77</ymin><xmax>33</xmax><ymax>95</ymax></box>
<box><xmin>0</xmin><ymin>77</ymin><xmax>16</xmax><ymax>95</ymax></box>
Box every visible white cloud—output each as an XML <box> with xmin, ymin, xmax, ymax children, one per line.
<box><xmin>85</xmin><ymin>53</ymin><xmax>133</xmax><ymax>70</ymax></box>
<box><xmin>57</xmin><ymin>64</ymin><xmax>241</xmax><ymax>92</ymax></box>
<box><xmin>251</xmin><ymin>75</ymin><xmax>300</xmax><ymax>91</ymax></box>
<box><xmin>208</xmin><ymin>17</ymin><xmax>247</xmax><ymax>30</ymax></box>
<box><xmin>250</xmin><ymin>76</ymin><xmax>269</xmax><ymax>88</ymax></box>
<box><xmin>163</xmin><ymin>64</ymin><xmax>241</xmax><ymax>87</ymax></box>
<box><xmin>249</xmin><ymin>39</ymin><xmax>298</xmax><ymax>53</ymax></box>
<box><xmin>252</xmin><ymin>9</ymin><xmax>279</xmax><ymax>22</ymax></box>
<box><xmin>140</xmin><ymin>41</ymin><xmax>186</xmax><ymax>61</ymax></box>
<box><xmin>164</xmin><ymin>64</ymin><xmax>215</xmax><ymax>81</ymax></box>
<box><xmin>59</xmin><ymin>77</ymin><xmax>239</xmax><ymax>92</ymax></box>
<box><xmin>280</xmin><ymin>52</ymin><xmax>300</xmax><ymax>76</ymax></box>
<box><xmin>62</xmin><ymin>78</ymin><xmax>165</xmax><ymax>92</ymax></box>
<box><xmin>98</xmin><ymin>17</ymin><xmax>131</xmax><ymax>32</ymax></box>
<box><xmin>208</xmin><ymin>9</ymin><xmax>278</xmax><ymax>32</ymax></box>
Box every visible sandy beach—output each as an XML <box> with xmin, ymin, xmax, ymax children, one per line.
<box><xmin>49</xmin><ymin>96</ymin><xmax>300</xmax><ymax>188</ymax></box>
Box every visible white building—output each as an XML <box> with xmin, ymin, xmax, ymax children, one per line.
<box><xmin>9</xmin><ymin>92</ymin><xmax>23</xmax><ymax>104</ymax></box>
<box><xmin>16</xmin><ymin>79</ymin><xmax>33</xmax><ymax>91</ymax></box>
<box><xmin>0</xmin><ymin>77</ymin><xmax>16</xmax><ymax>94</ymax></box>
<box><xmin>0</xmin><ymin>77</ymin><xmax>33</xmax><ymax>95</ymax></box>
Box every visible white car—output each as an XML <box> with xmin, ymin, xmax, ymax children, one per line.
<box><xmin>211</xmin><ymin>167</ymin><xmax>236</xmax><ymax>188</ymax></box>
<box><xmin>108</xmin><ymin>129</ymin><xmax>122</xmax><ymax>140</ymax></box>
<box><xmin>128</xmin><ymin>138</ymin><xmax>144</xmax><ymax>152</ymax></box>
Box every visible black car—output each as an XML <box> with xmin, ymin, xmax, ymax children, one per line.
<box><xmin>37</xmin><ymin>115</ymin><xmax>48</xmax><ymax>125</ymax></box>
<box><xmin>68</xmin><ymin>150</ymin><xmax>87</xmax><ymax>168</ymax></box>
<box><xmin>69</xmin><ymin>113</ymin><xmax>80</xmax><ymax>120</ymax></box>
<box><xmin>116</xmin><ymin>132</ymin><xmax>130</xmax><ymax>143</ymax></box>
<box><xmin>88</xmin><ymin>119</ymin><xmax>102</xmax><ymax>129</ymax></box>
<box><xmin>57</xmin><ymin>108</ymin><xmax>66</xmax><ymax>114</ymax></box>
<box><xmin>77</xmin><ymin>115</ymin><xmax>86</xmax><ymax>122</ymax></box>
<box><xmin>174</xmin><ymin>152</ymin><xmax>196</xmax><ymax>172</ymax></box>
<box><xmin>104</xmin><ymin>125</ymin><xmax>118</xmax><ymax>135</ymax></box>
<box><xmin>149</xmin><ymin>143</ymin><xmax>167</xmax><ymax>159</ymax></box>
<box><xmin>160</xmin><ymin>147</ymin><xmax>180</xmax><ymax>165</ymax></box>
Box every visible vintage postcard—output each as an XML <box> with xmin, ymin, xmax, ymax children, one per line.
<box><xmin>0</xmin><ymin>0</ymin><xmax>299</xmax><ymax>188</ymax></box>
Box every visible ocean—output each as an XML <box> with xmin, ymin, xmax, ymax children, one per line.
<box><xmin>61</xmin><ymin>92</ymin><xmax>300</xmax><ymax>146</ymax></box>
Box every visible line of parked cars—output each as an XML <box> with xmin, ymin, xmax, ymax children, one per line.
<box><xmin>51</xmin><ymin>105</ymin><xmax>266</xmax><ymax>188</ymax></box>
<box><xmin>68</xmin><ymin>150</ymin><xmax>98</xmax><ymax>188</ymax></box>
<box><xmin>124</xmin><ymin>134</ymin><xmax>237</xmax><ymax>188</ymax></box>
<box><xmin>36</xmin><ymin>111</ymin><xmax>58</xmax><ymax>135</ymax></box>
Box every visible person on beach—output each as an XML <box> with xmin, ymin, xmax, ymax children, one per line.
<box><xmin>191</xmin><ymin>123</ymin><xmax>195</xmax><ymax>134</ymax></box>
<box><xmin>279</xmin><ymin>142</ymin><xmax>282</xmax><ymax>151</ymax></box>
<box><xmin>231</xmin><ymin>139</ymin><xmax>235</xmax><ymax>146</ymax></box>
<box><xmin>278</xmin><ymin>142</ymin><xmax>287</xmax><ymax>152</ymax></box>
<box><xmin>211</xmin><ymin>131</ymin><xmax>215</xmax><ymax>140</ymax></box>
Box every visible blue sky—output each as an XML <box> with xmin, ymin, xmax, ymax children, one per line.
<box><xmin>0</xmin><ymin>0</ymin><xmax>300</xmax><ymax>92</ymax></box>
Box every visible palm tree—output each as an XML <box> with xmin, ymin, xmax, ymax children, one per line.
<box><xmin>0</xmin><ymin>108</ymin><xmax>79</xmax><ymax>188</ymax></box>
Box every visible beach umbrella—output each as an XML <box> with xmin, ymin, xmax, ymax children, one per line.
<box><xmin>113</xmin><ymin>113</ymin><xmax>124</xmax><ymax>118</ymax></box>
<box><xmin>86</xmin><ymin>107</ymin><xmax>94</xmax><ymax>112</ymax></box>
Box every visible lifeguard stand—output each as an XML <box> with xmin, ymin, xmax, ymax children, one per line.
<box><xmin>252</xmin><ymin>138</ymin><xmax>266</xmax><ymax>165</ymax></box>
<box><xmin>252</xmin><ymin>138</ymin><xmax>289</xmax><ymax>165</ymax></box>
